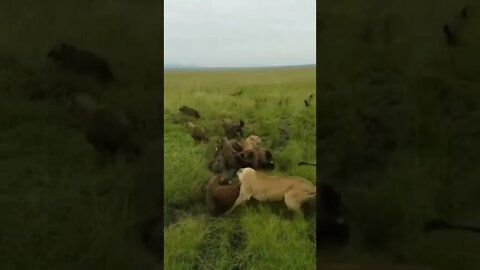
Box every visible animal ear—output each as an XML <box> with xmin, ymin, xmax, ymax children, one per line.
<box><xmin>239</xmin><ymin>120</ymin><xmax>244</xmax><ymax>127</ymax></box>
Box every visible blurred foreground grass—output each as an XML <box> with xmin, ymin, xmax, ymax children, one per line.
<box><xmin>318</xmin><ymin>1</ymin><xmax>480</xmax><ymax>269</ymax></box>
<box><xmin>0</xmin><ymin>0</ymin><xmax>161</xmax><ymax>269</ymax></box>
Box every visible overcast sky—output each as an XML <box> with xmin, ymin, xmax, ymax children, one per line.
<box><xmin>165</xmin><ymin>1</ymin><xmax>315</xmax><ymax>68</ymax></box>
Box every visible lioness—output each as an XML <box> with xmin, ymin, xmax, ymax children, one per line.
<box><xmin>241</xmin><ymin>135</ymin><xmax>262</xmax><ymax>151</ymax></box>
<box><xmin>224</xmin><ymin>167</ymin><xmax>316</xmax><ymax>215</ymax></box>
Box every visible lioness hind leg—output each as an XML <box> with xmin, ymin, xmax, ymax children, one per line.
<box><xmin>284</xmin><ymin>190</ymin><xmax>303</xmax><ymax>215</ymax></box>
<box><xmin>223</xmin><ymin>195</ymin><xmax>246</xmax><ymax>216</ymax></box>
<box><xmin>222</xmin><ymin>188</ymin><xmax>251</xmax><ymax>216</ymax></box>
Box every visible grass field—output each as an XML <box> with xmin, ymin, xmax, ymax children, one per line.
<box><xmin>4</xmin><ymin>0</ymin><xmax>480</xmax><ymax>269</ymax></box>
<box><xmin>318</xmin><ymin>1</ymin><xmax>480</xmax><ymax>269</ymax></box>
<box><xmin>163</xmin><ymin>67</ymin><xmax>317</xmax><ymax>270</ymax></box>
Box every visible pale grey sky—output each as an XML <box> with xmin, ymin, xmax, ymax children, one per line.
<box><xmin>165</xmin><ymin>0</ymin><xmax>315</xmax><ymax>68</ymax></box>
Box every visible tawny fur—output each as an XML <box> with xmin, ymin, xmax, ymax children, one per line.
<box><xmin>224</xmin><ymin>168</ymin><xmax>315</xmax><ymax>215</ymax></box>
<box><xmin>241</xmin><ymin>135</ymin><xmax>262</xmax><ymax>151</ymax></box>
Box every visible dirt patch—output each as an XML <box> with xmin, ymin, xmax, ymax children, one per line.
<box><xmin>192</xmin><ymin>223</ymin><xmax>224</xmax><ymax>270</ymax></box>
<box><xmin>141</xmin><ymin>194</ymin><xmax>209</xmax><ymax>260</ymax></box>
<box><xmin>228</xmin><ymin>222</ymin><xmax>247</xmax><ymax>251</ymax></box>
<box><xmin>164</xmin><ymin>194</ymin><xmax>207</xmax><ymax>226</ymax></box>
<box><xmin>228</xmin><ymin>222</ymin><xmax>249</xmax><ymax>270</ymax></box>
<box><xmin>191</xmin><ymin>219</ymin><xmax>250</xmax><ymax>270</ymax></box>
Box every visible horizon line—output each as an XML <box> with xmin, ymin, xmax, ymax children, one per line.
<box><xmin>164</xmin><ymin>63</ymin><xmax>316</xmax><ymax>70</ymax></box>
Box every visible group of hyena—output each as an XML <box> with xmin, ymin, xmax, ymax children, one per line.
<box><xmin>179</xmin><ymin>110</ymin><xmax>276</xmax><ymax>216</ymax></box>
<box><xmin>45</xmin><ymin>42</ymin><xmax>145</xmax><ymax>165</ymax></box>
<box><xmin>176</xmin><ymin>102</ymin><xmax>355</xmax><ymax>250</ymax></box>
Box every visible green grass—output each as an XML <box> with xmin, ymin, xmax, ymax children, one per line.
<box><xmin>0</xmin><ymin>0</ymin><xmax>161</xmax><ymax>269</ymax></box>
<box><xmin>318</xmin><ymin>1</ymin><xmax>480</xmax><ymax>269</ymax></box>
<box><xmin>5</xmin><ymin>0</ymin><xmax>480</xmax><ymax>269</ymax></box>
<box><xmin>164</xmin><ymin>67</ymin><xmax>317</xmax><ymax>270</ymax></box>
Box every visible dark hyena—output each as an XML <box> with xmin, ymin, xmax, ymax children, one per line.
<box><xmin>47</xmin><ymin>42</ymin><xmax>114</xmax><ymax>83</ymax></box>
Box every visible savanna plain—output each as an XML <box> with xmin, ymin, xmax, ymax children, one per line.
<box><xmin>3</xmin><ymin>0</ymin><xmax>480</xmax><ymax>269</ymax></box>
<box><xmin>164</xmin><ymin>67</ymin><xmax>317</xmax><ymax>270</ymax></box>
